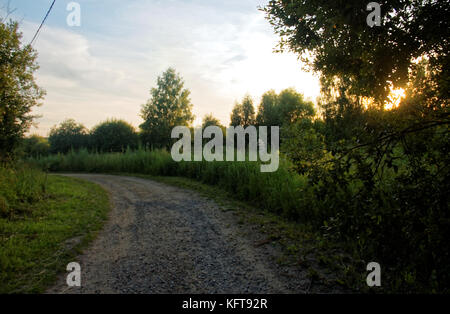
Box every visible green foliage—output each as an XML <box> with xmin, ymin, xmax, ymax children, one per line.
<box><xmin>241</xmin><ymin>95</ymin><xmax>256</xmax><ymax>127</ymax></box>
<box><xmin>140</xmin><ymin>68</ymin><xmax>194</xmax><ymax>148</ymax></box>
<box><xmin>201</xmin><ymin>114</ymin><xmax>226</xmax><ymax>146</ymax></box>
<box><xmin>307</xmin><ymin>137</ymin><xmax>449</xmax><ymax>292</ymax></box>
<box><xmin>281</xmin><ymin>119</ymin><xmax>332</xmax><ymax>175</ymax></box>
<box><xmin>318</xmin><ymin>89</ymin><xmax>367</xmax><ymax>150</ymax></box>
<box><xmin>263</xmin><ymin>1</ymin><xmax>449</xmax><ymax>292</ymax></box>
<box><xmin>0</xmin><ymin>21</ymin><xmax>45</xmax><ymax>161</ymax></box>
<box><xmin>90</xmin><ymin>118</ymin><xmax>138</xmax><ymax>153</ymax></box>
<box><xmin>262</xmin><ymin>0</ymin><xmax>450</xmax><ymax>102</ymax></box>
<box><xmin>230</xmin><ymin>95</ymin><xmax>256</xmax><ymax>127</ymax></box>
<box><xmin>278</xmin><ymin>88</ymin><xmax>315</xmax><ymax>123</ymax></box>
<box><xmin>257</xmin><ymin>88</ymin><xmax>316</xmax><ymax>127</ymax></box>
<box><xmin>48</xmin><ymin>119</ymin><xmax>89</xmax><ymax>154</ymax></box>
<box><xmin>230</xmin><ymin>102</ymin><xmax>243</xmax><ymax>126</ymax></box>
<box><xmin>20</xmin><ymin>135</ymin><xmax>50</xmax><ymax>158</ymax></box>
<box><xmin>302</xmin><ymin>62</ymin><xmax>448</xmax><ymax>292</ymax></box>
<box><xmin>256</xmin><ymin>90</ymin><xmax>279</xmax><ymax>126</ymax></box>
<box><xmin>202</xmin><ymin>114</ymin><xmax>223</xmax><ymax>130</ymax></box>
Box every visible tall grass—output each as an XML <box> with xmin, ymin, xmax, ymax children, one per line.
<box><xmin>0</xmin><ymin>164</ymin><xmax>47</xmax><ymax>218</ymax></box>
<box><xmin>33</xmin><ymin>148</ymin><xmax>317</xmax><ymax>223</ymax></box>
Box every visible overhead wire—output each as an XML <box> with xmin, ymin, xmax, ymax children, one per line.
<box><xmin>29</xmin><ymin>0</ymin><xmax>56</xmax><ymax>46</ymax></box>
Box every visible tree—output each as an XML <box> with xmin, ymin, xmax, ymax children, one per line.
<box><xmin>256</xmin><ymin>90</ymin><xmax>280</xmax><ymax>126</ymax></box>
<box><xmin>281</xmin><ymin>119</ymin><xmax>330</xmax><ymax>175</ymax></box>
<box><xmin>230</xmin><ymin>95</ymin><xmax>255</xmax><ymax>127</ymax></box>
<box><xmin>262</xmin><ymin>0</ymin><xmax>450</xmax><ymax>104</ymax></box>
<box><xmin>264</xmin><ymin>1</ymin><xmax>450</xmax><ymax>292</ymax></box>
<box><xmin>140</xmin><ymin>68</ymin><xmax>194</xmax><ymax>148</ymax></box>
<box><xmin>48</xmin><ymin>119</ymin><xmax>88</xmax><ymax>154</ymax></box>
<box><xmin>201</xmin><ymin>114</ymin><xmax>225</xmax><ymax>146</ymax></box>
<box><xmin>318</xmin><ymin>89</ymin><xmax>367</xmax><ymax>149</ymax></box>
<box><xmin>202</xmin><ymin>114</ymin><xmax>223</xmax><ymax>129</ymax></box>
<box><xmin>278</xmin><ymin>88</ymin><xmax>315</xmax><ymax>123</ymax></box>
<box><xmin>256</xmin><ymin>88</ymin><xmax>315</xmax><ymax>126</ymax></box>
<box><xmin>0</xmin><ymin>20</ymin><xmax>45</xmax><ymax>161</ymax></box>
<box><xmin>263</xmin><ymin>0</ymin><xmax>449</xmax><ymax>153</ymax></box>
<box><xmin>241</xmin><ymin>95</ymin><xmax>256</xmax><ymax>127</ymax></box>
<box><xmin>230</xmin><ymin>102</ymin><xmax>243</xmax><ymax>127</ymax></box>
<box><xmin>90</xmin><ymin>119</ymin><xmax>138</xmax><ymax>153</ymax></box>
<box><xmin>21</xmin><ymin>135</ymin><xmax>50</xmax><ymax>158</ymax></box>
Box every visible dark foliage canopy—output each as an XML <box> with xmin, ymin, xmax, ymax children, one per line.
<box><xmin>263</xmin><ymin>0</ymin><xmax>449</xmax><ymax>102</ymax></box>
<box><xmin>0</xmin><ymin>21</ymin><xmax>45</xmax><ymax>161</ymax></box>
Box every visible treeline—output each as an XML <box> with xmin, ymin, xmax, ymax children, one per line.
<box><xmin>23</xmin><ymin>80</ymin><xmax>316</xmax><ymax>157</ymax></box>
<box><xmin>49</xmin><ymin>118</ymin><xmax>138</xmax><ymax>154</ymax></box>
<box><xmin>18</xmin><ymin>119</ymin><xmax>136</xmax><ymax>157</ymax></box>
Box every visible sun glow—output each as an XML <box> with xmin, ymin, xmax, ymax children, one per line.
<box><xmin>385</xmin><ymin>88</ymin><xmax>406</xmax><ymax>110</ymax></box>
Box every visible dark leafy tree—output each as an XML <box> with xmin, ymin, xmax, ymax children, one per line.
<box><xmin>256</xmin><ymin>88</ymin><xmax>315</xmax><ymax>126</ymax></box>
<box><xmin>201</xmin><ymin>114</ymin><xmax>225</xmax><ymax>146</ymax></box>
<box><xmin>230</xmin><ymin>95</ymin><xmax>255</xmax><ymax>127</ymax></box>
<box><xmin>48</xmin><ymin>119</ymin><xmax>88</xmax><ymax>154</ymax></box>
<box><xmin>230</xmin><ymin>102</ymin><xmax>243</xmax><ymax>127</ymax></box>
<box><xmin>278</xmin><ymin>88</ymin><xmax>315</xmax><ymax>123</ymax></box>
<box><xmin>202</xmin><ymin>114</ymin><xmax>223</xmax><ymax>129</ymax></box>
<box><xmin>20</xmin><ymin>135</ymin><xmax>50</xmax><ymax>158</ymax></box>
<box><xmin>256</xmin><ymin>90</ymin><xmax>280</xmax><ymax>126</ymax></box>
<box><xmin>264</xmin><ymin>0</ymin><xmax>450</xmax><ymax>292</ymax></box>
<box><xmin>90</xmin><ymin>119</ymin><xmax>138</xmax><ymax>153</ymax></box>
<box><xmin>241</xmin><ymin>95</ymin><xmax>256</xmax><ymax>127</ymax></box>
<box><xmin>0</xmin><ymin>21</ymin><xmax>45</xmax><ymax>161</ymax></box>
<box><xmin>262</xmin><ymin>0</ymin><xmax>450</xmax><ymax>103</ymax></box>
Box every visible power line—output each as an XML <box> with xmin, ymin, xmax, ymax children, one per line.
<box><xmin>30</xmin><ymin>0</ymin><xmax>56</xmax><ymax>46</ymax></box>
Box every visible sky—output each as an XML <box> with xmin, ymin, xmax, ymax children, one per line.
<box><xmin>2</xmin><ymin>0</ymin><xmax>321</xmax><ymax>136</ymax></box>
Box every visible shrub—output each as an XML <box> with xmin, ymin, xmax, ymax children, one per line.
<box><xmin>90</xmin><ymin>119</ymin><xmax>138</xmax><ymax>153</ymax></box>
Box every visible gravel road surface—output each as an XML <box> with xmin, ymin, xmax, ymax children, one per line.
<box><xmin>48</xmin><ymin>174</ymin><xmax>319</xmax><ymax>294</ymax></box>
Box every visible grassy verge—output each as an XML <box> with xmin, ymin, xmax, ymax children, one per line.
<box><xmin>0</xmin><ymin>174</ymin><xmax>110</xmax><ymax>293</ymax></box>
<box><xmin>120</xmin><ymin>173</ymin><xmax>368</xmax><ymax>293</ymax></box>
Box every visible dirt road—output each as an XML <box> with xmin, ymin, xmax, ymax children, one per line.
<box><xmin>48</xmin><ymin>174</ymin><xmax>315</xmax><ymax>294</ymax></box>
